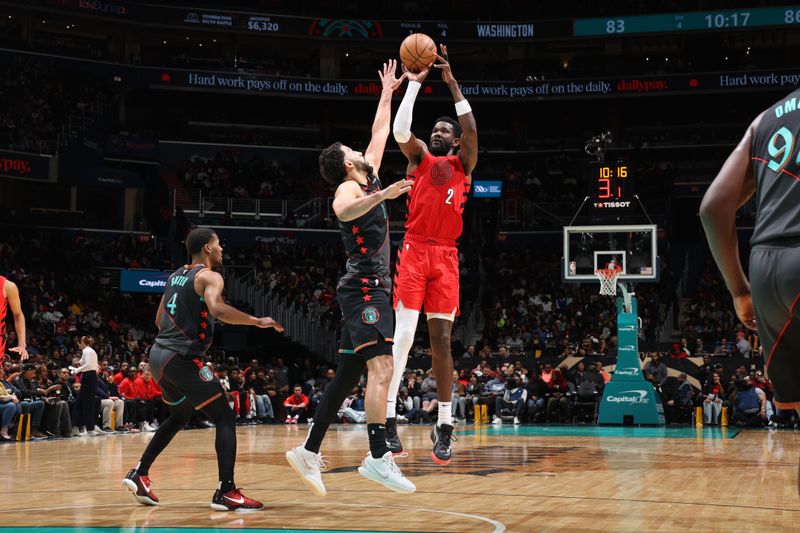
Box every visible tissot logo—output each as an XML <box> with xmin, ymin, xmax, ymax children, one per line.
<box><xmin>593</xmin><ymin>201</ymin><xmax>631</xmax><ymax>209</ymax></box>
<box><xmin>606</xmin><ymin>390</ymin><xmax>649</xmax><ymax>404</ymax></box>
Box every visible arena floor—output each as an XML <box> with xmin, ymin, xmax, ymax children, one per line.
<box><xmin>1</xmin><ymin>424</ymin><xmax>798</xmax><ymax>532</ymax></box>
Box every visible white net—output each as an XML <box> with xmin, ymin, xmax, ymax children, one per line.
<box><xmin>596</xmin><ymin>269</ymin><xmax>620</xmax><ymax>296</ymax></box>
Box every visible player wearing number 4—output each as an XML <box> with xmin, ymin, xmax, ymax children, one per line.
<box><xmin>701</xmin><ymin>88</ymin><xmax>800</xmax><ymax>491</ymax></box>
<box><xmin>387</xmin><ymin>44</ymin><xmax>478</xmax><ymax>465</ymax></box>
<box><xmin>123</xmin><ymin>228</ymin><xmax>284</xmax><ymax>511</ymax></box>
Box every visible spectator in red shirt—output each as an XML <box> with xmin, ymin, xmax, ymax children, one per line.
<box><xmin>283</xmin><ymin>385</ymin><xmax>309</xmax><ymax>424</ymax></box>
<box><xmin>135</xmin><ymin>366</ymin><xmax>163</xmax><ymax>429</ymax></box>
<box><xmin>119</xmin><ymin>368</ymin><xmax>146</xmax><ymax>430</ymax></box>
<box><xmin>113</xmin><ymin>362</ymin><xmax>130</xmax><ymax>386</ymax></box>
<box><xmin>670</xmin><ymin>343</ymin><xmax>689</xmax><ymax>359</ymax></box>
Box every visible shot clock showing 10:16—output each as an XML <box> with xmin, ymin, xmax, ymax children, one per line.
<box><xmin>591</xmin><ymin>163</ymin><xmax>632</xmax><ymax>210</ymax></box>
<box><xmin>574</xmin><ymin>6</ymin><xmax>800</xmax><ymax>36</ymax></box>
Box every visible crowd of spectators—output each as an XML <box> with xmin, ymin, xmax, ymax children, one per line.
<box><xmin>180</xmin><ymin>151</ymin><xmax>310</xmax><ymax>201</ymax></box>
<box><xmin>475</xmin><ymin>249</ymin><xmax>666</xmax><ymax>360</ymax></box>
<box><xmin>0</xmin><ymin>218</ymin><xmax>781</xmax><ymax>444</ymax></box>
<box><xmin>645</xmin><ymin>352</ymin><xmax>781</xmax><ymax>428</ymax></box>
<box><xmin>0</xmin><ymin>56</ymin><xmax>111</xmax><ymax>154</ymax></box>
<box><xmin>680</xmin><ymin>258</ymin><xmax>751</xmax><ymax>352</ymax></box>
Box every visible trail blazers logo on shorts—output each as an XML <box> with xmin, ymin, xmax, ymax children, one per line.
<box><xmin>361</xmin><ymin>306</ymin><xmax>380</xmax><ymax>324</ymax></box>
<box><xmin>198</xmin><ymin>366</ymin><xmax>215</xmax><ymax>382</ymax></box>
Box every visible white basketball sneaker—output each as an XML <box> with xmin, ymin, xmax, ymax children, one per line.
<box><xmin>285</xmin><ymin>444</ymin><xmax>328</xmax><ymax>497</ymax></box>
<box><xmin>357</xmin><ymin>451</ymin><xmax>416</xmax><ymax>493</ymax></box>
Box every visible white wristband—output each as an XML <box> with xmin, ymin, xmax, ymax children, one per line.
<box><xmin>455</xmin><ymin>99</ymin><xmax>472</xmax><ymax>116</ymax></box>
<box><xmin>406</xmin><ymin>80</ymin><xmax>421</xmax><ymax>98</ymax></box>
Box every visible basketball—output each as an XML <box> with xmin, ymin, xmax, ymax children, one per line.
<box><xmin>399</xmin><ymin>33</ymin><xmax>437</xmax><ymax>73</ymax></box>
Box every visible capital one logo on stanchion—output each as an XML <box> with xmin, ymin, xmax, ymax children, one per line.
<box><xmin>606</xmin><ymin>389</ymin><xmax>650</xmax><ymax>404</ymax></box>
<box><xmin>614</xmin><ymin>367</ymin><xmax>640</xmax><ymax>377</ymax></box>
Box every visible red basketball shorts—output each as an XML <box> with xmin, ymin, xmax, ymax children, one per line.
<box><xmin>393</xmin><ymin>239</ymin><xmax>460</xmax><ymax>316</ymax></box>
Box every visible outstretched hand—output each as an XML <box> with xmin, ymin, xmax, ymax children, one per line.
<box><xmin>433</xmin><ymin>44</ymin><xmax>456</xmax><ymax>85</ymax></box>
<box><xmin>257</xmin><ymin>317</ymin><xmax>285</xmax><ymax>332</ymax></box>
<box><xmin>402</xmin><ymin>64</ymin><xmax>432</xmax><ymax>84</ymax></box>
<box><xmin>378</xmin><ymin>59</ymin><xmax>407</xmax><ymax>92</ymax></box>
<box><xmin>9</xmin><ymin>346</ymin><xmax>28</xmax><ymax>361</ymax></box>
<box><xmin>382</xmin><ymin>179</ymin><xmax>414</xmax><ymax>200</ymax></box>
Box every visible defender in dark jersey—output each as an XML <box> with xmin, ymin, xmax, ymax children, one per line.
<box><xmin>286</xmin><ymin>60</ymin><xmax>416</xmax><ymax>496</ymax></box>
<box><xmin>122</xmin><ymin>228</ymin><xmax>283</xmax><ymax>510</ymax></box>
<box><xmin>0</xmin><ymin>275</ymin><xmax>28</xmax><ymax>361</ymax></box>
<box><xmin>701</xmin><ymin>89</ymin><xmax>800</xmax><ymax>491</ymax></box>
<box><xmin>388</xmin><ymin>44</ymin><xmax>478</xmax><ymax>464</ymax></box>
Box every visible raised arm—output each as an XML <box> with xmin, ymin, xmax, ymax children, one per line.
<box><xmin>364</xmin><ymin>59</ymin><xmax>406</xmax><ymax>174</ymax></box>
<box><xmin>435</xmin><ymin>45</ymin><xmax>477</xmax><ymax>175</ymax></box>
<box><xmin>393</xmin><ymin>66</ymin><xmax>432</xmax><ymax>167</ymax></box>
<box><xmin>4</xmin><ymin>281</ymin><xmax>28</xmax><ymax>360</ymax></box>
<box><xmin>699</xmin><ymin>113</ymin><xmax>762</xmax><ymax>330</ymax></box>
<box><xmin>196</xmin><ymin>270</ymin><xmax>284</xmax><ymax>331</ymax></box>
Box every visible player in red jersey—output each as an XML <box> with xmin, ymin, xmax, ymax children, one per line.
<box><xmin>0</xmin><ymin>275</ymin><xmax>28</xmax><ymax>361</ymax></box>
<box><xmin>387</xmin><ymin>44</ymin><xmax>478</xmax><ymax>465</ymax></box>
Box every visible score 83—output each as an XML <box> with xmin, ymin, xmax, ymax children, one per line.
<box><xmin>598</xmin><ymin>165</ymin><xmax>628</xmax><ymax>199</ymax></box>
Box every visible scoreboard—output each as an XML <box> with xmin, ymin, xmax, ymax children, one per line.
<box><xmin>589</xmin><ymin>162</ymin><xmax>633</xmax><ymax>210</ymax></box>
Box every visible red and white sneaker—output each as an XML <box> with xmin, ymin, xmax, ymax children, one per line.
<box><xmin>122</xmin><ymin>469</ymin><xmax>159</xmax><ymax>506</ymax></box>
<box><xmin>210</xmin><ymin>487</ymin><xmax>263</xmax><ymax>512</ymax></box>
<box><xmin>285</xmin><ymin>417</ymin><xmax>292</xmax><ymax>424</ymax></box>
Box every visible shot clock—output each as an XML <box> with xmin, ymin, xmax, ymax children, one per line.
<box><xmin>589</xmin><ymin>162</ymin><xmax>633</xmax><ymax>209</ymax></box>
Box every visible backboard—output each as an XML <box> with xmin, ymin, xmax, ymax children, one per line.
<box><xmin>563</xmin><ymin>224</ymin><xmax>658</xmax><ymax>282</ymax></box>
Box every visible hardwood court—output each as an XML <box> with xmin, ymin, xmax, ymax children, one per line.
<box><xmin>1</xmin><ymin>424</ymin><xmax>799</xmax><ymax>532</ymax></box>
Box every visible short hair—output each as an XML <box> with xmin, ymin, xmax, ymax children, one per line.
<box><xmin>434</xmin><ymin>116</ymin><xmax>462</xmax><ymax>138</ymax></box>
<box><xmin>319</xmin><ymin>142</ymin><xmax>346</xmax><ymax>185</ymax></box>
<box><xmin>186</xmin><ymin>228</ymin><xmax>217</xmax><ymax>257</ymax></box>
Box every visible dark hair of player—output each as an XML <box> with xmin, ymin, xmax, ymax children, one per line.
<box><xmin>319</xmin><ymin>142</ymin><xmax>347</xmax><ymax>185</ymax></box>
<box><xmin>434</xmin><ymin>116</ymin><xmax>462</xmax><ymax>138</ymax></box>
<box><xmin>186</xmin><ymin>228</ymin><xmax>217</xmax><ymax>258</ymax></box>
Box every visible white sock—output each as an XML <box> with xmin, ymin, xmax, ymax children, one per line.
<box><xmin>438</xmin><ymin>403</ymin><xmax>452</xmax><ymax>427</ymax></box>
<box><xmin>387</xmin><ymin>399</ymin><xmax>397</xmax><ymax>419</ymax></box>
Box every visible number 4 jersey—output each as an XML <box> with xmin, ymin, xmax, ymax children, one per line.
<box><xmin>155</xmin><ymin>264</ymin><xmax>214</xmax><ymax>356</ymax></box>
<box><xmin>751</xmin><ymin>88</ymin><xmax>800</xmax><ymax>246</ymax></box>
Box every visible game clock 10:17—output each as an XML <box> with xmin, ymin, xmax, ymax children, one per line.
<box><xmin>590</xmin><ymin>163</ymin><xmax>633</xmax><ymax>210</ymax></box>
<box><xmin>574</xmin><ymin>6</ymin><xmax>800</xmax><ymax>36</ymax></box>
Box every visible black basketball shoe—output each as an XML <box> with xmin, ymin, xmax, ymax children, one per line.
<box><xmin>430</xmin><ymin>423</ymin><xmax>456</xmax><ymax>465</ymax></box>
<box><xmin>385</xmin><ymin>417</ymin><xmax>404</xmax><ymax>456</ymax></box>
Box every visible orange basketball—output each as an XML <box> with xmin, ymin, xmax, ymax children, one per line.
<box><xmin>399</xmin><ymin>33</ymin><xmax>437</xmax><ymax>73</ymax></box>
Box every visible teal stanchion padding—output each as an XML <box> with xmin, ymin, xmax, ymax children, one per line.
<box><xmin>598</xmin><ymin>292</ymin><xmax>665</xmax><ymax>425</ymax></box>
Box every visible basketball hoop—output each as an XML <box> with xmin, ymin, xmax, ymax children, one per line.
<box><xmin>596</xmin><ymin>268</ymin><xmax>620</xmax><ymax>296</ymax></box>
